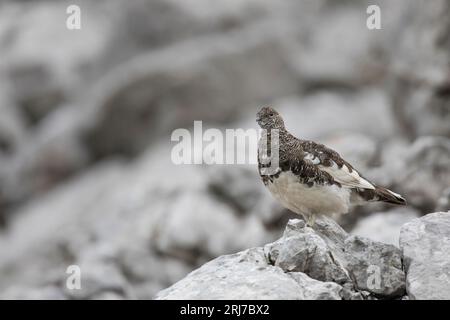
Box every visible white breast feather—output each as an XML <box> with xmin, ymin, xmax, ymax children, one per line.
<box><xmin>266</xmin><ymin>171</ymin><xmax>351</xmax><ymax>216</ymax></box>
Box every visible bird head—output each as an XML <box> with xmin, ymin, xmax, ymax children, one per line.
<box><xmin>256</xmin><ymin>106</ymin><xmax>285</xmax><ymax>130</ymax></box>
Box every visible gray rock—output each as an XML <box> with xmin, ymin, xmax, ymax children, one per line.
<box><xmin>275</xmin><ymin>90</ymin><xmax>397</xmax><ymax>142</ymax></box>
<box><xmin>321</xmin><ymin>133</ymin><xmax>378</xmax><ymax>171</ymax></box>
<box><xmin>0</xmin><ymin>1</ymin><xmax>113</xmax><ymax>124</ymax></box>
<box><xmin>386</xmin><ymin>0</ymin><xmax>450</xmax><ymax>139</ymax></box>
<box><xmin>343</xmin><ymin>236</ymin><xmax>405</xmax><ymax>298</ymax></box>
<box><xmin>63</xmin><ymin>262</ymin><xmax>129</xmax><ymax>300</ymax></box>
<box><xmin>0</xmin><ymin>93</ymin><xmax>26</xmax><ymax>157</ymax></box>
<box><xmin>207</xmin><ymin>166</ymin><xmax>263</xmax><ymax>214</ymax></box>
<box><xmin>436</xmin><ymin>188</ymin><xmax>450</xmax><ymax>212</ymax></box>
<box><xmin>288</xmin><ymin>272</ymin><xmax>343</xmax><ymax>300</ymax></box>
<box><xmin>0</xmin><ymin>285</ymin><xmax>66</xmax><ymax>300</ymax></box>
<box><xmin>89</xmin><ymin>291</ymin><xmax>125</xmax><ymax>300</ymax></box>
<box><xmin>153</xmin><ymin>189</ymin><xmax>268</xmax><ymax>262</ymax></box>
<box><xmin>84</xmin><ymin>23</ymin><xmax>299</xmax><ymax>158</ymax></box>
<box><xmin>0</xmin><ymin>144</ymin><xmax>273</xmax><ymax>299</ymax></box>
<box><xmin>395</xmin><ymin>137</ymin><xmax>450</xmax><ymax>211</ymax></box>
<box><xmin>266</xmin><ymin>219</ymin><xmax>350</xmax><ymax>285</ymax></box>
<box><xmin>267</xmin><ymin>218</ymin><xmax>405</xmax><ymax>298</ymax></box>
<box><xmin>1</xmin><ymin>0</ymin><xmax>449</xmax><ymax>301</ymax></box>
<box><xmin>293</xmin><ymin>5</ymin><xmax>383</xmax><ymax>88</ymax></box>
<box><xmin>156</xmin><ymin>247</ymin><xmax>343</xmax><ymax>300</ymax></box>
<box><xmin>351</xmin><ymin>208</ymin><xmax>420</xmax><ymax>246</ymax></box>
<box><xmin>63</xmin><ymin>244</ymin><xmax>131</xmax><ymax>300</ymax></box>
<box><xmin>158</xmin><ymin>217</ymin><xmax>406</xmax><ymax>299</ymax></box>
<box><xmin>370</xmin><ymin>136</ymin><xmax>450</xmax><ymax>212</ymax></box>
<box><xmin>400</xmin><ymin>211</ymin><xmax>450</xmax><ymax>300</ymax></box>
<box><xmin>2</xmin><ymin>105</ymin><xmax>90</xmax><ymax>205</ymax></box>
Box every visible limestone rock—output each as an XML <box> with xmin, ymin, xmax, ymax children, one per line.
<box><xmin>157</xmin><ymin>217</ymin><xmax>406</xmax><ymax>300</ymax></box>
<box><xmin>400</xmin><ymin>212</ymin><xmax>450</xmax><ymax>300</ymax></box>
<box><xmin>156</xmin><ymin>247</ymin><xmax>343</xmax><ymax>300</ymax></box>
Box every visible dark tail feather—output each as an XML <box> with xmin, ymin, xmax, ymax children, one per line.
<box><xmin>375</xmin><ymin>186</ymin><xmax>407</xmax><ymax>205</ymax></box>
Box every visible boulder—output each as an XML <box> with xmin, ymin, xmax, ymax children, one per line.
<box><xmin>155</xmin><ymin>247</ymin><xmax>344</xmax><ymax>300</ymax></box>
<box><xmin>343</xmin><ymin>235</ymin><xmax>405</xmax><ymax>297</ymax></box>
<box><xmin>400</xmin><ymin>211</ymin><xmax>450</xmax><ymax>300</ymax></box>
<box><xmin>394</xmin><ymin>137</ymin><xmax>450</xmax><ymax>211</ymax></box>
<box><xmin>268</xmin><ymin>218</ymin><xmax>405</xmax><ymax>298</ymax></box>
<box><xmin>0</xmin><ymin>145</ymin><xmax>274</xmax><ymax>299</ymax></box>
<box><xmin>386</xmin><ymin>0</ymin><xmax>450</xmax><ymax>139</ymax></box>
<box><xmin>265</xmin><ymin>219</ymin><xmax>350</xmax><ymax>285</ymax></box>
<box><xmin>351</xmin><ymin>208</ymin><xmax>420</xmax><ymax>246</ymax></box>
<box><xmin>84</xmin><ymin>25</ymin><xmax>299</xmax><ymax>158</ymax></box>
<box><xmin>369</xmin><ymin>136</ymin><xmax>450</xmax><ymax>212</ymax></box>
<box><xmin>157</xmin><ymin>217</ymin><xmax>406</xmax><ymax>299</ymax></box>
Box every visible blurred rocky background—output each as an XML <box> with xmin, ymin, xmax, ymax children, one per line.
<box><xmin>0</xmin><ymin>0</ymin><xmax>449</xmax><ymax>299</ymax></box>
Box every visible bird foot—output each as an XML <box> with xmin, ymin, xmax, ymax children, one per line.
<box><xmin>305</xmin><ymin>214</ymin><xmax>316</xmax><ymax>227</ymax></box>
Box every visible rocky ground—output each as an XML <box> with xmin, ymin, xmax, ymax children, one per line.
<box><xmin>157</xmin><ymin>212</ymin><xmax>450</xmax><ymax>300</ymax></box>
<box><xmin>0</xmin><ymin>0</ymin><xmax>449</xmax><ymax>299</ymax></box>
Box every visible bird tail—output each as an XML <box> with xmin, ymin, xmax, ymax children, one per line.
<box><xmin>374</xmin><ymin>186</ymin><xmax>407</xmax><ymax>205</ymax></box>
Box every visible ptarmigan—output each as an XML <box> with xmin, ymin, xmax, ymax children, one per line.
<box><xmin>256</xmin><ymin>106</ymin><xmax>406</xmax><ymax>226</ymax></box>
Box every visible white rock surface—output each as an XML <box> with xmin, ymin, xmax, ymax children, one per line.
<box><xmin>400</xmin><ymin>211</ymin><xmax>450</xmax><ymax>300</ymax></box>
<box><xmin>156</xmin><ymin>247</ymin><xmax>343</xmax><ymax>300</ymax></box>
<box><xmin>157</xmin><ymin>218</ymin><xmax>407</xmax><ymax>300</ymax></box>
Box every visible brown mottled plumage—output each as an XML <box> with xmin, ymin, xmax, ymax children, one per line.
<box><xmin>256</xmin><ymin>106</ymin><xmax>406</xmax><ymax>226</ymax></box>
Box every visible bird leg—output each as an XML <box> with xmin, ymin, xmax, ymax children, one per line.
<box><xmin>305</xmin><ymin>214</ymin><xmax>316</xmax><ymax>227</ymax></box>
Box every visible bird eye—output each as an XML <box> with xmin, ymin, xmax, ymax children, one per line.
<box><xmin>269</xmin><ymin>113</ymin><xmax>274</xmax><ymax>117</ymax></box>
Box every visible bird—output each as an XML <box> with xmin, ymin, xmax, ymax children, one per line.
<box><xmin>256</xmin><ymin>106</ymin><xmax>406</xmax><ymax>227</ymax></box>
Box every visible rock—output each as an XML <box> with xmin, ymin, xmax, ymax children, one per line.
<box><xmin>0</xmin><ymin>1</ymin><xmax>114</xmax><ymax>125</ymax></box>
<box><xmin>321</xmin><ymin>133</ymin><xmax>378</xmax><ymax>171</ymax></box>
<box><xmin>8</xmin><ymin>63</ymin><xmax>65</xmax><ymax>125</ymax></box>
<box><xmin>0</xmin><ymin>161</ymin><xmax>128</xmax><ymax>295</ymax></box>
<box><xmin>0</xmin><ymin>144</ymin><xmax>275</xmax><ymax>299</ymax></box>
<box><xmin>62</xmin><ymin>244</ymin><xmax>131</xmax><ymax>300</ymax></box>
<box><xmin>207</xmin><ymin>166</ymin><xmax>262</xmax><ymax>214</ymax></box>
<box><xmin>351</xmin><ymin>208</ymin><xmax>420</xmax><ymax>246</ymax></box>
<box><xmin>0</xmin><ymin>105</ymin><xmax>90</xmax><ymax>225</ymax></box>
<box><xmin>394</xmin><ymin>137</ymin><xmax>450</xmax><ymax>211</ymax></box>
<box><xmin>112</xmin><ymin>0</ymin><xmax>265</xmax><ymax>50</ymax></box>
<box><xmin>156</xmin><ymin>247</ymin><xmax>343</xmax><ymax>300</ymax></box>
<box><xmin>0</xmin><ymin>0</ymin><xmax>449</xmax><ymax>301</ymax></box>
<box><xmin>89</xmin><ymin>291</ymin><xmax>125</xmax><ymax>300</ymax></box>
<box><xmin>386</xmin><ymin>1</ymin><xmax>450</xmax><ymax>139</ymax></box>
<box><xmin>266</xmin><ymin>219</ymin><xmax>350</xmax><ymax>285</ymax></box>
<box><xmin>205</xmin><ymin>158</ymin><xmax>294</xmax><ymax>231</ymax></box>
<box><xmin>400</xmin><ymin>211</ymin><xmax>450</xmax><ymax>300</ymax></box>
<box><xmin>84</xmin><ymin>23</ymin><xmax>299</xmax><ymax>158</ymax></box>
<box><xmin>436</xmin><ymin>187</ymin><xmax>450</xmax><ymax>212</ymax></box>
<box><xmin>154</xmin><ymin>189</ymin><xmax>268</xmax><ymax>263</ymax></box>
<box><xmin>0</xmin><ymin>285</ymin><xmax>66</xmax><ymax>300</ymax></box>
<box><xmin>157</xmin><ymin>217</ymin><xmax>406</xmax><ymax>299</ymax></box>
<box><xmin>369</xmin><ymin>136</ymin><xmax>450</xmax><ymax>212</ymax></box>
<box><xmin>275</xmin><ymin>90</ymin><xmax>397</xmax><ymax>142</ymax></box>
<box><xmin>0</xmin><ymin>97</ymin><xmax>27</xmax><ymax>220</ymax></box>
<box><xmin>0</xmin><ymin>93</ymin><xmax>26</xmax><ymax>156</ymax></box>
<box><xmin>293</xmin><ymin>4</ymin><xmax>384</xmax><ymax>88</ymax></box>
<box><xmin>343</xmin><ymin>236</ymin><xmax>405</xmax><ymax>297</ymax></box>
<box><xmin>268</xmin><ymin>218</ymin><xmax>405</xmax><ymax>298</ymax></box>
<box><xmin>288</xmin><ymin>272</ymin><xmax>343</xmax><ymax>300</ymax></box>
<box><xmin>63</xmin><ymin>262</ymin><xmax>129</xmax><ymax>300</ymax></box>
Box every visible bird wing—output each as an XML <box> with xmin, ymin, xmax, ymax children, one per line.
<box><xmin>301</xmin><ymin>141</ymin><xmax>375</xmax><ymax>190</ymax></box>
<box><xmin>318</xmin><ymin>161</ymin><xmax>375</xmax><ymax>189</ymax></box>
